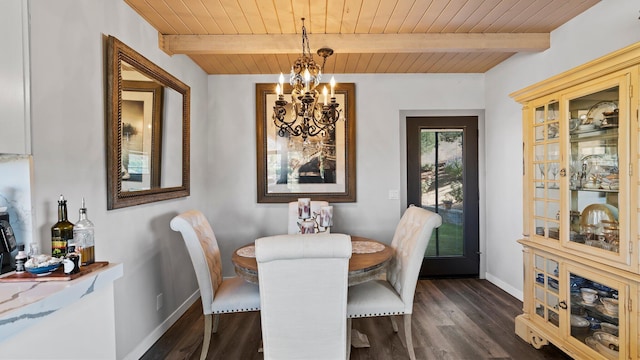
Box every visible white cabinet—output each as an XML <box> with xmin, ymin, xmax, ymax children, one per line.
<box><xmin>0</xmin><ymin>0</ymin><xmax>31</xmax><ymax>154</ymax></box>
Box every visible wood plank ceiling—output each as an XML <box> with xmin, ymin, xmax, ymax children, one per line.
<box><xmin>124</xmin><ymin>0</ymin><xmax>599</xmax><ymax>74</ymax></box>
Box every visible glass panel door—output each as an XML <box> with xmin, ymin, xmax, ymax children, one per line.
<box><xmin>421</xmin><ymin>129</ymin><xmax>463</xmax><ymax>256</ymax></box>
<box><xmin>533</xmin><ymin>253</ymin><xmax>560</xmax><ymax>329</ymax></box>
<box><xmin>567</xmin><ymin>266</ymin><xmax>625</xmax><ymax>360</ymax></box>
<box><xmin>568</xmin><ymin>86</ymin><xmax>620</xmax><ymax>256</ymax></box>
<box><xmin>532</xmin><ymin>101</ymin><xmax>561</xmax><ymax>241</ymax></box>
<box><xmin>406</xmin><ymin>116</ymin><xmax>479</xmax><ymax>277</ymax></box>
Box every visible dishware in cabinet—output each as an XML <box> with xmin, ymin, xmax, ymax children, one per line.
<box><xmin>565</xmin><ymin>263</ymin><xmax>628</xmax><ymax>360</ymax></box>
<box><xmin>520</xmin><ymin>247</ymin><xmax>631</xmax><ymax>359</ymax></box>
<box><xmin>562</xmin><ymin>78</ymin><xmax>632</xmax><ymax>269</ymax></box>
<box><xmin>526</xmin><ymin>70</ymin><xmax>633</xmax><ymax>270</ymax></box>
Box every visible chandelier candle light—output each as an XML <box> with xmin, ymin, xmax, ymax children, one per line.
<box><xmin>273</xmin><ymin>18</ymin><xmax>342</xmax><ymax>141</ymax></box>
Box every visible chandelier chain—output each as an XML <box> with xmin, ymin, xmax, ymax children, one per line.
<box><xmin>301</xmin><ymin>18</ymin><xmax>311</xmax><ymax>59</ymax></box>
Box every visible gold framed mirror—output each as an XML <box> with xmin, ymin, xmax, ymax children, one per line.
<box><xmin>106</xmin><ymin>35</ymin><xmax>190</xmax><ymax>209</ymax></box>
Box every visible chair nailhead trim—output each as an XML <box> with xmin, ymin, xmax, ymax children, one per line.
<box><xmin>214</xmin><ymin>307</ymin><xmax>260</xmax><ymax>314</ymax></box>
<box><xmin>348</xmin><ymin>311</ymin><xmax>404</xmax><ymax>318</ymax></box>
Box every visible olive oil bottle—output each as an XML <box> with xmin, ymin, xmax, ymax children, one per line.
<box><xmin>73</xmin><ymin>198</ymin><xmax>95</xmax><ymax>265</ymax></box>
<box><xmin>51</xmin><ymin>195</ymin><xmax>74</xmax><ymax>257</ymax></box>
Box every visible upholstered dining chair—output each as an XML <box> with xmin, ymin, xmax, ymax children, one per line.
<box><xmin>287</xmin><ymin>200</ymin><xmax>329</xmax><ymax>234</ymax></box>
<box><xmin>170</xmin><ymin>210</ymin><xmax>261</xmax><ymax>360</ymax></box>
<box><xmin>255</xmin><ymin>233</ymin><xmax>352</xmax><ymax>360</ymax></box>
<box><xmin>347</xmin><ymin>205</ymin><xmax>442</xmax><ymax>360</ymax></box>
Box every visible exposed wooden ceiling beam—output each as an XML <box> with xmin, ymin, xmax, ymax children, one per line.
<box><xmin>159</xmin><ymin>33</ymin><xmax>549</xmax><ymax>56</ymax></box>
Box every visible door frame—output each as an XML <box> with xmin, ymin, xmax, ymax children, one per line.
<box><xmin>399</xmin><ymin>110</ymin><xmax>486</xmax><ymax>279</ymax></box>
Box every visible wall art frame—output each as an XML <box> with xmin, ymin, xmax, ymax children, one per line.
<box><xmin>256</xmin><ymin>82</ymin><xmax>356</xmax><ymax>203</ymax></box>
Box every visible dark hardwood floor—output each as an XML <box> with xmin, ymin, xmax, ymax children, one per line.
<box><xmin>141</xmin><ymin>278</ymin><xmax>573</xmax><ymax>360</ymax></box>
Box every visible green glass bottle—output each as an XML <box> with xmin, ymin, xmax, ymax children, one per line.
<box><xmin>51</xmin><ymin>195</ymin><xmax>74</xmax><ymax>257</ymax></box>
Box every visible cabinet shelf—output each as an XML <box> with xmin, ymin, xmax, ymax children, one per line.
<box><xmin>570</xmin><ymin>188</ymin><xmax>618</xmax><ymax>193</ymax></box>
<box><xmin>570</xmin><ymin>128</ymin><xmax>618</xmax><ymax>142</ymax></box>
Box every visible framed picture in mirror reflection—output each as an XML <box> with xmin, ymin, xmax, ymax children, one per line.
<box><xmin>121</xmin><ymin>80</ymin><xmax>163</xmax><ymax>191</ymax></box>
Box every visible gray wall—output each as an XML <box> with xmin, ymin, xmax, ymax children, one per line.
<box><xmin>29</xmin><ymin>1</ymin><xmax>209</xmax><ymax>358</ymax></box>
<box><xmin>207</xmin><ymin>73</ymin><xmax>485</xmax><ymax>275</ymax></box>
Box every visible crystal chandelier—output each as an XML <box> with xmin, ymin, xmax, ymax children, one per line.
<box><xmin>273</xmin><ymin>18</ymin><xmax>342</xmax><ymax>141</ymax></box>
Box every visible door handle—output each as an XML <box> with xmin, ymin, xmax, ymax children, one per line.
<box><xmin>559</xmin><ymin>301</ymin><xmax>568</xmax><ymax>310</ymax></box>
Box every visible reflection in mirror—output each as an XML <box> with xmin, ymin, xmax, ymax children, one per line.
<box><xmin>121</xmin><ymin>78</ymin><xmax>163</xmax><ymax>190</ymax></box>
<box><xmin>106</xmin><ymin>35</ymin><xmax>190</xmax><ymax>209</ymax></box>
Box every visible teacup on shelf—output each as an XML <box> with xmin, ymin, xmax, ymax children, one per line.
<box><xmin>580</xmin><ymin>288</ymin><xmax>598</xmax><ymax>304</ymax></box>
<box><xmin>600</xmin><ymin>297</ymin><xmax>618</xmax><ymax>315</ymax></box>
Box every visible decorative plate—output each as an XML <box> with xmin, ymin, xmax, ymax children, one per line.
<box><xmin>596</xmin><ymin>304</ymin><xmax>618</xmax><ymax>316</ymax></box>
<box><xmin>25</xmin><ymin>263</ymin><xmax>60</xmax><ymax>275</ymax></box>
<box><xmin>351</xmin><ymin>241</ymin><xmax>385</xmax><ymax>254</ymax></box>
<box><xmin>586</xmin><ymin>101</ymin><xmax>617</xmax><ymax>127</ymax></box>
<box><xmin>600</xmin><ymin>125</ymin><xmax>619</xmax><ymax>130</ymax></box>
<box><xmin>236</xmin><ymin>245</ymin><xmax>255</xmax><ymax>258</ymax></box>
<box><xmin>593</xmin><ymin>331</ymin><xmax>619</xmax><ymax>357</ymax></box>
<box><xmin>580</xmin><ymin>203</ymin><xmax>618</xmax><ymax>227</ymax></box>
<box><xmin>570</xmin><ymin>314</ymin><xmax>590</xmax><ymax>327</ymax></box>
<box><xmin>584</xmin><ymin>336</ymin><xmax>599</xmax><ymax>348</ymax></box>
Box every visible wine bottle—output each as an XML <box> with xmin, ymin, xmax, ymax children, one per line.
<box><xmin>51</xmin><ymin>195</ymin><xmax>74</xmax><ymax>257</ymax></box>
<box><xmin>73</xmin><ymin>198</ymin><xmax>95</xmax><ymax>265</ymax></box>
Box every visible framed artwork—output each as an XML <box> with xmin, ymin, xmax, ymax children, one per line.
<box><xmin>256</xmin><ymin>82</ymin><xmax>356</xmax><ymax>203</ymax></box>
<box><xmin>120</xmin><ymin>80</ymin><xmax>163</xmax><ymax>191</ymax></box>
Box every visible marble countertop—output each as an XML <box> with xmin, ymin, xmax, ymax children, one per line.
<box><xmin>0</xmin><ymin>263</ymin><xmax>123</xmax><ymax>341</ymax></box>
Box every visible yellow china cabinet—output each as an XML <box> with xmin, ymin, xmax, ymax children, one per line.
<box><xmin>511</xmin><ymin>42</ymin><xmax>640</xmax><ymax>360</ymax></box>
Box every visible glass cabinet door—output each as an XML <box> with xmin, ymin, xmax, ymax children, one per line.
<box><xmin>532</xmin><ymin>100</ymin><xmax>561</xmax><ymax>241</ymax></box>
<box><xmin>567</xmin><ymin>266</ymin><xmax>626</xmax><ymax>360</ymax></box>
<box><xmin>564</xmin><ymin>78</ymin><xmax>629</xmax><ymax>264</ymax></box>
<box><xmin>533</xmin><ymin>253</ymin><xmax>560</xmax><ymax>330</ymax></box>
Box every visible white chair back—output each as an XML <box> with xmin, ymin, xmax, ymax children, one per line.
<box><xmin>169</xmin><ymin>210</ymin><xmax>223</xmax><ymax>315</ymax></box>
<box><xmin>256</xmin><ymin>233</ymin><xmax>352</xmax><ymax>360</ymax></box>
<box><xmin>287</xmin><ymin>200</ymin><xmax>329</xmax><ymax>234</ymax></box>
<box><xmin>387</xmin><ymin>205</ymin><xmax>442</xmax><ymax>313</ymax></box>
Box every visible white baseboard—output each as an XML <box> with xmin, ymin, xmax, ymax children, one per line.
<box><xmin>484</xmin><ymin>272</ymin><xmax>523</xmax><ymax>301</ymax></box>
<box><xmin>123</xmin><ymin>290</ymin><xmax>200</xmax><ymax>360</ymax></box>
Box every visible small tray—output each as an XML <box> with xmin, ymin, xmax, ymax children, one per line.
<box><xmin>0</xmin><ymin>261</ymin><xmax>109</xmax><ymax>282</ymax></box>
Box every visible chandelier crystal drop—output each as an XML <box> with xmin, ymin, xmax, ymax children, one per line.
<box><xmin>273</xmin><ymin>18</ymin><xmax>342</xmax><ymax>141</ymax></box>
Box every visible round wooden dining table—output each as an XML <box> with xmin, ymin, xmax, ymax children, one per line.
<box><xmin>231</xmin><ymin>236</ymin><xmax>393</xmax><ymax>286</ymax></box>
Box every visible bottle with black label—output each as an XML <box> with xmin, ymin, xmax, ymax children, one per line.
<box><xmin>73</xmin><ymin>198</ymin><xmax>95</xmax><ymax>265</ymax></box>
<box><xmin>15</xmin><ymin>245</ymin><xmax>26</xmax><ymax>273</ymax></box>
<box><xmin>51</xmin><ymin>195</ymin><xmax>74</xmax><ymax>257</ymax></box>
<box><xmin>64</xmin><ymin>245</ymin><xmax>81</xmax><ymax>274</ymax></box>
